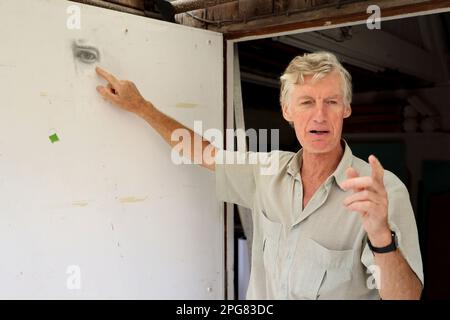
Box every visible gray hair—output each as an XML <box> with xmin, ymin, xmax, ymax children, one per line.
<box><xmin>279</xmin><ymin>51</ymin><xmax>352</xmax><ymax>110</ymax></box>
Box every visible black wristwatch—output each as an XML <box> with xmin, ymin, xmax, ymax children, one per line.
<box><xmin>367</xmin><ymin>231</ymin><xmax>397</xmax><ymax>254</ymax></box>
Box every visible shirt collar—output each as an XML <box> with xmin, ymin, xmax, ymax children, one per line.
<box><xmin>286</xmin><ymin>148</ymin><xmax>303</xmax><ymax>179</ymax></box>
<box><xmin>287</xmin><ymin>139</ymin><xmax>353</xmax><ymax>191</ymax></box>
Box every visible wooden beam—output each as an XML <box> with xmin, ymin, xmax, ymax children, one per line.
<box><xmin>418</xmin><ymin>14</ymin><xmax>450</xmax><ymax>81</ymax></box>
<box><xmin>71</xmin><ymin>0</ymin><xmax>144</xmax><ymax>14</ymax></box>
<box><xmin>276</xmin><ymin>23</ymin><xmax>443</xmax><ymax>82</ymax></box>
<box><xmin>239</xmin><ymin>0</ymin><xmax>273</xmax><ymax>18</ymax></box>
<box><xmin>106</xmin><ymin>0</ymin><xmax>144</xmax><ymax>10</ymax></box>
<box><xmin>172</xmin><ymin>0</ymin><xmax>237</xmax><ymax>14</ymax></box>
<box><xmin>71</xmin><ymin>0</ymin><xmax>162</xmax><ymax>18</ymax></box>
<box><xmin>220</xmin><ymin>0</ymin><xmax>450</xmax><ymax>40</ymax></box>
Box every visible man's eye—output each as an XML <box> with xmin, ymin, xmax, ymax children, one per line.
<box><xmin>327</xmin><ymin>100</ymin><xmax>338</xmax><ymax>105</ymax></box>
<box><xmin>75</xmin><ymin>49</ymin><xmax>98</xmax><ymax>64</ymax></box>
<box><xmin>301</xmin><ymin>101</ymin><xmax>312</xmax><ymax>105</ymax></box>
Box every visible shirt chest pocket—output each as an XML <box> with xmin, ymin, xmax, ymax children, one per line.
<box><xmin>261</xmin><ymin>213</ymin><xmax>282</xmax><ymax>277</ymax></box>
<box><xmin>290</xmin><ymin>239</ymin><xmax>354</xmax><ymax>300</ymax></box>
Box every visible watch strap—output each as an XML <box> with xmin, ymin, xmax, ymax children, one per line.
<box><xmin>367</xmin><ymin>231</ymin><xmax>397</xmax><ymax>254</ymax></box>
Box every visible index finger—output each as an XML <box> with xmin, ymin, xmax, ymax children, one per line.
<box><xmin>369</xmin><ymin>155</ymin><xmax>384</xmax><ymax>184</ymax></box>
<box><xmin>96</xmin><ymin>66</ymin><xmax>120</xmax><ymax>87</ymax></box>
<box><xmin>341</xmin><ymin>176</ymin><xmax>373</xmax><ymax>191</ymax></box>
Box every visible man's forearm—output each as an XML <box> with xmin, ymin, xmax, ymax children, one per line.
<box><xmin>136</xmin><ymin>101</ymin><xmax>217</xmax><ymax>171</ymax></box>
<box><xmin>95</xmin><ymin>67</ymin><xmax>217</xmax><ymax>170</ymax></box>
<box><xmin>374</xmin><ymin>249</ymin><xmax>422</xmax><ymax>299</ymax></box>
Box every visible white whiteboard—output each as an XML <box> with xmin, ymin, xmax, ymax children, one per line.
<box><xmin>0</xmin><ymin>0</ymin><xmax>224</xmax><ymax>299</ymax></box>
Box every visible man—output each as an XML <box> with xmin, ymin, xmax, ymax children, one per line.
<box><xmin>95</xmin><ymin>51</ymin><xmax>423</xmax><ymax>300</ymax></box>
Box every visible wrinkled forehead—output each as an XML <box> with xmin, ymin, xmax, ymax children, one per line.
<box><xmin>291</xmin><ymin>72</ymin><xmax>344</xmax><ymax>98</ymax></box>
<box><xmin>299</xmin><ymin>70</ymin><xmax>342</xmax><ymax>86</ymax></box>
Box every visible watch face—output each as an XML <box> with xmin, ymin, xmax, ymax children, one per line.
<box><xmin>393</xmin><ymin>232</ymin><xmax>398</xmax><ymax>248</ymax></box>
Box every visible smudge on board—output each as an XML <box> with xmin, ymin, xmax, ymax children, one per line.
<box><xmin>72</xmin><ymin>201</ymin><xmax>88</xmax><ymax>207</ymax></box>
<box><xmin>175</xmin><ymin>102</ymin><xmax>198</xmax><ymax>109</ymax></box>
<box><xmin>119</xmin><ymin>196</ymin><xmax>148</xmax><ymax>203</ymax></box>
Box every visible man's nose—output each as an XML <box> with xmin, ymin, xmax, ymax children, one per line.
<box><xmin>312</xmin><ymin>102</ymin><xmax>326</xmax><ymax>122</ymax></box>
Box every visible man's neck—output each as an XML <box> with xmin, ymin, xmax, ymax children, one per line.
<box><xmin>300</xmin><ymin>142</ymin><xmax>344</xmax><ymax>184</ymax></box>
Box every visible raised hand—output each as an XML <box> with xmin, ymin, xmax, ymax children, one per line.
<box><xmin>341</xmin><ymin>155</ymin><xmax>391</xmax><ymax>246</ymax></box>
<box><xmin>95</xmin><ymin>66</ymin><xmax>151</xmax><ymax>115</ymax></box>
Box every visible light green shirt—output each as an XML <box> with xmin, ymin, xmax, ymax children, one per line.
<box><xmin>215</xmin><ymin>141</ymin><xmax>423</xmax><ymax>299</ymax></box>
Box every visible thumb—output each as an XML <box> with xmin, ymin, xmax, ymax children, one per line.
<box><xmin>345</xmin><ymin>167</ymin><xmax>359</xmax><ymax>179</ymax></box>
<box><xmin>96</xmin><ymin>85</ymin><xmax>120</xmax><ymax>104</ymax></box>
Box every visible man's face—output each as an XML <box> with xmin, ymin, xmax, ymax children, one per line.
<box><xmin>282</xmin><ymin>71</ymin><xmax>351</xmax><ymax>154</ymax></box>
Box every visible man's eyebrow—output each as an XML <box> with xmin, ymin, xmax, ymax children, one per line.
<box><xmin>296</xmin><ymin>95</ymin><xmax>314</xmax><ymax>101</ymax></box>
<box><xmin>295</xmin><ymin>94</ymin><xmax>341</xmax><ymax>101</ymax></box>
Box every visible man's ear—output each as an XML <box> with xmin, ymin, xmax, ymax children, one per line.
<box><xmin>343</xmin><ymin>105</ymin><xmax>352</xmax><ymax>118</ymax></box>
<box><xmin>282</xmin><ymin>104</ymin><xmax>293</xmax><ymax>122</ymax></box>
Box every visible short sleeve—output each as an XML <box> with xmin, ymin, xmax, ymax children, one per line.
<box><xmin>361</xmin><ymin>171</ymin><xmax>424</xmax><ymax>286</ymax></box>
<box><xmin>214</xmin><ymin>149</ymin><xmax>260</xmax><ymax>209</ymax></box>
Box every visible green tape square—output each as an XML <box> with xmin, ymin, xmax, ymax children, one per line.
<box><xmin>49</xmin><ymin>133</ymin><xmax>59</xmax><ymax>143</ymax></box>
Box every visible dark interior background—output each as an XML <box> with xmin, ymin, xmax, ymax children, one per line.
<box><xmin>234</xmin><ymin>11</ymin><xmax>450</xmax><ymax>300</ymax></box>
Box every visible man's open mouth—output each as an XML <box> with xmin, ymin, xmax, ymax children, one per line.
<box><xmin>309</xmin><ymin>130</ymin><xmax>329</xmax><ymax>135</ymax></box>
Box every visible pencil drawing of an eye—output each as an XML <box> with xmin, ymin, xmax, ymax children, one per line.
<box><xmin>76</xmin><ymin>48</ymin><xmax>98</xmax><ymax>63</ymax></box>
<box><xmin>72</xmin><ymin>40</ymin><xmax>100</xmax><ymax>64</ymax></box>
